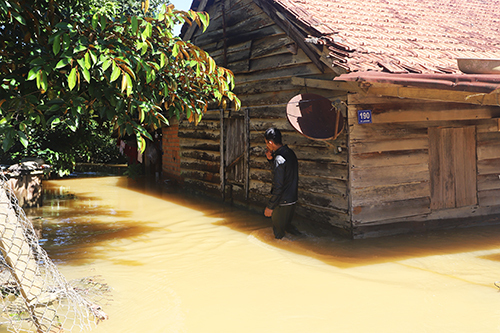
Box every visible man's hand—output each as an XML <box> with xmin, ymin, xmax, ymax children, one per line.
<box><xmin>265</xmin><ymin>149</ymin><xmax>273</xmax><ymax>160</ymax></box>
<box><xmin>264</xmin><ymin>207</ymin><xmax>273</xmax><ymax>217</ymax></box>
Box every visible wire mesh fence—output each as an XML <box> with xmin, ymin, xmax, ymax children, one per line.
<box><xmin>0</xmin><ymin>173</ymin><xmax>109</xmax><ymax>333</ymax></box>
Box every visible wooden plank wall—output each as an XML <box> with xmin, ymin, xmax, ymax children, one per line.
<box><xmin>348</xmin><ymin>93</ymin><xmax>500</xmax><ymax>238</ymax></box>
<box><xmin>179</xmin><ymin>0</ymin><xmax>351</xmax><ymax>235</ymax></box>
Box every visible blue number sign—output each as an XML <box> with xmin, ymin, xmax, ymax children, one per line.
<box><xmin>357</xmin><ymin>110</ymin><xmax>372</xmax><ymax>124</ymax></box>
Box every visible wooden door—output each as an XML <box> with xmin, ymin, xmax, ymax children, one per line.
<box><xmin>428</xmin><ymin>126</ymin><xmax>477</xmax><ymax>210</ymax></box>
<box><xmin>225</xmin><ymin>116</ymin><xmax>245</xmax><ymax>184</ymax></box>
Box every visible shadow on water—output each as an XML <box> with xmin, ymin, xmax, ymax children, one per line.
<box><xmin>25</xmin><ymin>180</ymin><xmax>161</xmax><ymax>266</ymax></box>
<box><xmin>119</xmin><ymin>176</ymin><xmax>500</xmax><ymax>269</ymax></box>
<box><xmin>26</xmin><ymin>175</ymin><xmax>500</xmax><ymax>269</ymax></box>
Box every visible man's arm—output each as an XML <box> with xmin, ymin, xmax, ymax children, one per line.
<box><xmin>267</xmin><ymin>156</ymin><xmax>286</xmax><ymax>210</ymax></box>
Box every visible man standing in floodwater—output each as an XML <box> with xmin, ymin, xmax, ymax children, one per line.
<box><xmin>264</xmin><ymin>127</ymin><xmax>301</xmax><ymax>239</ymax></box>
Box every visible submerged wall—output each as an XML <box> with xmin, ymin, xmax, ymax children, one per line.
<box><xmin>348</xmin><ymin>93</ymin><xmax>500</xmax><ymax>238</ymax></box>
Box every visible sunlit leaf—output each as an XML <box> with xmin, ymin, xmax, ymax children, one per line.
<box><xmin>149</xmin><ymin>61</ymin><xmax>160</xmax><ymax>70</ymax></box>
<box><xmin>92</xmin><ymin>13</ymin><xmax>99</xmax><ymax>29</ymax></box>
<box><xmin>102</xmin><ymin>58</ymin><xmax>112</xmax><ymax>71</ymax></box>
<box><xmin>137</xmin><ymin>134</ymin><xmax>146</xmax><ymax>154</ymax></box>
<box><xmin>165</xmin><ymin>15</ymin><xmax>173</xmax><ymax>29</ymax></box>
<box><xmin>53</xmin><ymin>34</ymin><xmax>61</xmax><ymax>55</ymax></box>
<box><xmin>234</xmin><ymin>96</ymin><xmax>241</xmax><ymax>110</ymax></box>
<box><xmin>84</xmin><ymin>52</ymin><xmax>91</xmax><ymax>69</ymax></box>
<box><xmin>77</xmin><ymin>58</ymin><xmax>86</xmax><ymax>71</ymax></box>
<box><xmin>137</xmin><ymin>41</ymin><xmax>148</xmax><ymax>55</ymax></box>
<box><xmin>40</xmin><ymin>70</ymin><xmax>48</xmax><ymax>92</ymax></box>
<box><xmin>12</xmin><ymin>11</ymin><xmax>26</xmax><ymax>25</ymax></box>
<box><xmin>180</xmin><ymin>48</ymin><xmax>189</xmax><ymax>60</ymax></box>
<box><xmin>145</xmin><ymin>39</ymin><xmax>153</xmax><ymax>52</ymax></box>
<box><xmin>90</xmin><ymin>50</ymin><xmax>98</xmax><ymax>66</ymax></box>
<box><xmin>139</xmin><ymin>108</ymin><xmax>145</xmax><ymax>122</ymax></box>
<box><xmin>27</xmin><ymin>67</ymin><xmax>39</xmax><ymax>81</ymax></box>
<box><xmin>125</xmin><ymin>73</ymin><xmax>133</xmax><ymax>96</ymax></box>
<box><xmin>160</xmin><ymin>52</ymin><xmax>167</xmax><ymax>68</ymax></box>
<box><xmin>208</xmin><ymin>57</ymin><xmax>216</xmax><ymax>74</ymax></box>
<box><xmin>35</xmin><ymin>70</ymin><xmax>42</xmax><ymax>89</ymax></box>
<box><xmin>172</xmin><ymin>43</ymin><xmax>180</xmax><ymax>58</ymax></box>
<box><xmin>114</xmin><ymin>57</ymin><xmax>131</xmax><ymax>66</ymax></box>
<box><xmin>81</xmin><ymin>66</ymin><xmax>90</xmax><ymax>83</ymax></box>
<box><xmin>55</xmin><ymin>58</ymin><xmax>71</xmax><ymax>69</ymax></box>
<box><xmin>68</xmin><ymin>67</ymin><xmax>77</xmax><ymax>90</ymax></box>
<box><xmin>110</xmin><ymin>63</ymin><xmax>121</xmax><ymax>82</ymax></box>
<box><xmin>198</xmin><ymin>12</ymin><xmax>210</xmax><ymax>32</ymax></box>
<box><xmin>76</xmin><ymin>69</ymin><xmax>81</xmax><ymax>88</ymax></box>
<box><xmin>18</xmin><ymin>131</ymin><xmax>28</xmax><ymax>148</ymax></box>
<box><xmin>121</xmin><ymin>65</ymin><xmax>136</xmax><ymax>81</ymax></box>
<box><xmin>67</xmin><ymin>118</ymin><xmax>78</xmax><ymax>132</ymax></box>
<box><xmin>142</xmin><ymin>22</ymin><xmax>152</xmax><ymax>39</ymax></box>
<box><xmin>121</xmin><ymin>74</ymin><xmax>128</xmax><ymax>93</ymax></box>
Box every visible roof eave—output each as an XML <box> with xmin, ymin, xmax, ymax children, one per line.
<box><xmin>333</xmin><ymin>72</ymin><xmax>500</xmax><ymax>106</ymax></box>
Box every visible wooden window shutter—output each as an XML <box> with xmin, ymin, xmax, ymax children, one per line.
<box><xmin>225</xmin><ymin>117</ymin><xmax>245</xmax><ymax>183</ymax></box>
<box><xmin>428</xmin><ymin>126</ymin><xmax>477</xmax><ymax>210</ymax></box>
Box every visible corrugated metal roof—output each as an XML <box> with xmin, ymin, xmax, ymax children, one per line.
<box><xmin>272</xmin><ymin>0</ymin><xmax>500</xmax><ymax>74</ymax></box>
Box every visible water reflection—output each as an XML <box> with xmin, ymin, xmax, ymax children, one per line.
<box><xmin>27</xmin><ymin>176</ymin><xmax>500</xmax><ymax>269</ymax></box>
<box><xmin>25</xmin><ymin>181</ymin><xmax>160</xmax><ymax>265</ymax></box>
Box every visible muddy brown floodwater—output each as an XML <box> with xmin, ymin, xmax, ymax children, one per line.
<box><xmin>22</xmin><ymin>176</ymin><xmax>500</xmax><ymax>332</ymax></box>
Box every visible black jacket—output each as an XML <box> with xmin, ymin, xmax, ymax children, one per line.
<box><xmin>267</xmin><ymin>145</ymin><xmax>298</xmax><ymax>209</ymax></box>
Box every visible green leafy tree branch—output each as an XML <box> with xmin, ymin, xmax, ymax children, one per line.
<box><xmin>0</xmin><ymin>0</ymin><xmax>239</xmax><ymax>167</ymax></box>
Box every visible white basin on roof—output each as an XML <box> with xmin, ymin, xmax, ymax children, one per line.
<box><xmin>457</xmin><ymin>58</ymin><xmax>500</xmax><ymax>74</ymax></box>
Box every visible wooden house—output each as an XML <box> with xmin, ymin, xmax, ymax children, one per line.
<box><xmin>161</xmin><ymin>0</ymin><xmax>500</xmax><ymax>238</ymax></box>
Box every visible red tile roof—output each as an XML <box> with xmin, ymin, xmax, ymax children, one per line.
<box><xmin>273</xmin><ymin>0</ymin><xmax>500</xmax><ymax>74</ymax></box>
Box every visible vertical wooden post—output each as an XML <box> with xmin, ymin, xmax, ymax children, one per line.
<box><xmin>220</xmin><ymin>108</ymin><xmax>225</xmax><ymax>201</ymax></box>
<box><xmin>244</xmin><ymin>108</ymin><xmax>250</xmax><ymax>201</ymax></box>
<box><xmin>346</xmin><ymin>97</ymin><xmax>355</xmax><ymax>238</ymax></box>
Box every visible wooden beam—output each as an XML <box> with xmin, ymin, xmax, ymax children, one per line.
<box><xmin>291</xmin><ymin>76</ymin><xmax>353</xmax><ymax>91</ymax></box>
<box><xmin>252</xmin><ymin>0</ymin><xmax>325</xmax><ymax>73</ymax></box>
<box><xmin>182</xmin><ymin>0</ymin><xmax>209</xmax><ymax>42</ymax></box>
<box><xmin>343</xmin><ymin>80</ymin><xmax>500</xmax><ymax>107</ymax></box>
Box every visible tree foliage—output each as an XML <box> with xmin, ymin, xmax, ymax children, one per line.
<box><xmin>0</xmin><ymin>0</ymin><xmax>239</xmax><ymax>170</ymax></box>
<box><xmin>91</xmin><ymin>0</ymin><xmax>168</xmax><ymax>17</ymax></box>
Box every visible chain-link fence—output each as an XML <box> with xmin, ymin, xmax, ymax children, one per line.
<box><xmin>0</xmin><ymin>173</ymin><xmax>109</xmax><ymax>332</ymax></box>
